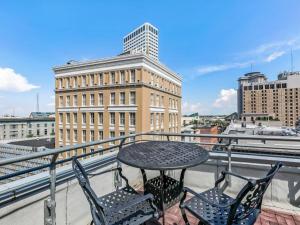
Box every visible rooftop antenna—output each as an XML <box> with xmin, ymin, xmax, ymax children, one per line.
<box><xmin>291</xmin><ymin>48</ymin><xmax>294</xmax><ymax>73</ymax></box>
<box><xmin>36</xmin><ymin>93</ymin><xmax>40</xmax><ymax>112</ymax></box>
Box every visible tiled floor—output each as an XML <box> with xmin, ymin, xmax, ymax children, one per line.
<box><xmin>148</xmin><ymin>203</ymin><xmax>300</xmax><ymax>225</ymax></box>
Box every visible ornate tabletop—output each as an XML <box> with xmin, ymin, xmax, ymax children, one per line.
<box><xmin>117</xmin><ymin>141</ymin><xmax>209</xmax><ymax>170</ymax></box>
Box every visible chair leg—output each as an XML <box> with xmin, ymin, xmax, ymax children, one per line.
<box><xmin>180</xmin><ymin>208</ymin><xmax>190</xmax><ymax>225</ymax></box>
<box><xmin>90</xmin><ymin>221</ymin><xmax>94</xmax><ymax>225</ymax></box>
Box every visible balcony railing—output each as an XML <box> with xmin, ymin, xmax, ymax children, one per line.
<box><xmin>0</xmin><ymin>132</ymin><xmax>299</xmax><ymax>225</ymax></box>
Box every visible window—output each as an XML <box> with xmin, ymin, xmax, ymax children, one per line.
<box><xmin>130</xmin><ymin>92</ymin><xmax>136</xmax><ymax>104</ymax></box>
<box><xmin>161</xmin><ymin>114</ymin><xmax>164</xmax><ymax>127</ymax></box>
<box><xmin>90</xmin><ymin>113</ymin><xmax>95</xmax><ymax>124</ymax></box>
<box><xmin>130</xmin><ymin>113</ymin><xmax>136</xmax><ymax>126</ymax></box>
<box><xmin>73</xmin><ymin>95</ymin><xmax>78</xmax><ymax>106</ymax></box>
<box><xmin>90</xmin><ymin>130</ymin><xmax>95</xmax><ymax>141</ymax></box>
<box><xmin>98</xmin><ymin>112</ymin><xmax>103</xmax><ymax>125</ymax></box>
<box><xmin>90</xmin><ymin>74</ymin><xmax>94</xmax><ymax>86</ymax></box>
<box><xmin>110</xmin><ymin>131</ymin><xmax>115</xmax><ymax>145</ymax></box>
<box><xmin>120</xmin><ymin>92</ymin><xmax>125</xmax><ymax>105</ymax></box>
<box><xmin>120</xmin><ymin>131</ymin><xmax>125</xmax><ymax>137</ymax></box>
<box><xmin>99</xmin><ymin>73</ymin><xmax>103</xmax><ymax>85</ymax></box>
<box><xmin>90</xmin><ymin>94</ymin><xmax>95</xmax><ymax>106</ymax></box>
<box><xmin>82</xmin><ymin>113</ymin><xmax>86</xmax><ymax>124</ymax></box>
<box><xmin>74</xmin><ymin>77</ymin><xmax>77</xmax><ymax>88</ymax></box>
<box><xmin>161</xmin><ymin>96</ymin><xmax>164</xmax><ymax>107</ymax></box>
<box><xmin>120</xmin><ymin>112</ymin><xmax>125</xmax><ymax>125</ymax></box>
<box><xmin>59</xmin><ymin>96</ymin><xmax>63</xmax><ymax>107</ymax></box>
<box><xmin>73</xmin><ymin>113</ymin><xmax>77</xmax><ymax>124</ymax></box>
<box><xmin>110</xmin><ymin>93</ymin><xmax>115</xmax><ymax>105</ymax></box>
<box><xmin>110</xmin><ymin>72</ymin><xmax>115</xmax><ymax>84</ymax></box>
<box><xmin>98</xmin><ymin>93</ymin><xmax>103</xmax><ymax>105</ymax></box>
<box><xmin>59</xmin><ymin>113</ymin><xmax>63</xmax><ymax>124</ymax></box>
<box><xmin>82</xmin><ymin>130</ymin><xmax>86</xmax><ymax>142</ymax></box>
<box><xmin>150</xmin><ymin>113</ymin><xmax>154</xmax><ymax>126</ymax></box>
<box><xmin>66</xmin><ymin>78</ymin><xmax>70</xmax><ymax>88</ymax></box>
<box><xmin>110</xmin><ymin>112</ymin><xmax>115</xmax><ymax>125</ymax></box>
<box><xmin>82</xmin><ymin>94</ymin><xmax>86</xmax><ymax>106</ymax></box>
<box><xmin>59</xmin><ymin>129</ymin><xmax>63</xmax><ymax>141</ymax></box>
<box><xmin>74</xmin><ymin>130</ymin><xmax>78</xmax><ymax>141</ymax></box>
<box><xmin>67</xmin><ymin>129</ymin><xmax>70</xmax><ymax>141</ymax></box>
<box><xmin>66</xmin><ymin>95</ymin><xmax>70</xmax><ymax>106</ymax></box>
<box><xmin>156</xmin><ymin>113</ymin><xmax>159</xmax><ymax>126</ymax></box>
<box><xmin>150</xmin><ymin>93</ymin><xmax>154</xmax><ymax>106</ymax></box>
<box><xmin>66</xmin><ymin>113</ymin><xmax>70</xmax><ymax>124</ymax></box>
<box><xmin>130</xmin><ymin>70</ymin><xmax>135</xmax><ymax>83</ymax></box>
<box><xmin>156</xmin><ymin>95</ymin><xmax>160</xmax><ymax>107</ymax></box>
<box><xmin>98</xmin><ymin>131</ymin><xmax>103</xmax><ymax>140</ymax></box>
<box><xmin>44</xmin><ymin>129</ymin><xmax>48</xmax><ymax>135</ymax></box>
<box><xmin>58</xmin><ymin>79</ymin><xmax>62</xmax><ymax>89</ymax></box>
<box><xmin>120</xmin><ymin>71</ymin><xmax>125</xmax><ymax>84</ymax></box>
<box><xmin>82</xmin><ymin>76</ymin><xmax>86</xmax><ymax>87</ymax></box>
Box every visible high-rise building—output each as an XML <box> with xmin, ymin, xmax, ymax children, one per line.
<box><xmin>54</xmin><ymin>53</ymin><xmax>182</xmax><ymax>157</ymax></box>
<box><xmin>237</xmin><ymin>71</ymin><xmax>300</xmax><ymax>127</ymax></box>
<box><xmin>123</xmin><ymin>23</ymin><xmax>159</xmax><ymax>60</ymax></box>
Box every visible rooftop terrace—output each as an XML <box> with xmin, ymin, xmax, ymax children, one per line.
<box><xmin>0</xmin><ymin>132</ymin><xmax>299</xmax><ymax>225</ymax></box>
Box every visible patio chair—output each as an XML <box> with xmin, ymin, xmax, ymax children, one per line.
<box><xmin>72</xmin><ymin>158</ymin><xmax>159</xmax><ymax>225</ymax></box>
<box><xmin>179</xmin><ymin>162</ymin><xmax>282</xmax><ymax>225</ymax></box>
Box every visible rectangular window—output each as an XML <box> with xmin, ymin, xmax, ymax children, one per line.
<box><xmin>74</xmin><ymin>130</ymin><xmax>77</xmax><ymax>141</ymax></box>
<box><xmin>66</xmin><ymin>113</ymin><xmax>70</xmax><ymax>124</ymax></box>
<box><xmin>90</xmin><ymin>130</ymin><xmax>95</xmax><ymax>141</ymax></box>
<box><xmin>98</xmin><ymin>112</ymin><xmax>103</xmax><ymax>125</ymax></box>
<box><xmin>110</xmin><ymin>93</ymin><xmax>115</xmax><ymax>105</ymax></box>
<box><xmin>82</xmin><ymin>130</ymin><xmax>86</xmax><ymax>142</ymax></box>
<box><xmin>130</xmin><ymin>92</ymin><xmax>136</xmax><ymax>104</ymax></box>
<box><xmin>98</xmin><ymin>131</ymin><xmax>103</xmax><ymax>140</ymax></box>
<box><xmin>120</xmin><ymin>71</ymin><xmax>125</xmax><ymax>84</ymax></box>
<box><xmin>90</xmin><ymin>94</ymin><xmax>95</xmax><ymax>106</ymax></box>
<box><xmin>58</xmin><ymin>79</ymin><xmax>62</xmax><ymax>89</ymax></box>
<box><xmin>67</xmin><ymin>129</ymin><xmax>70</xmax><ymax>141</ymax></box>
<box><xmin>99</xmin><ymin>73</ymin><xmax>103</xmax><ymax>85</ymax></box>
<box><xmin>150</xmin><ymin>113</ymin><xmax>154</xmax><ymax>126</ymax></box>
<box><xmin>90</xmin><ymin>112</ymin><xmax>94</xmax><ymax>124</ymax></box>
<box><xmin>150</xmin><ymin>93</ymin><xmax>154</xmax><ymax>106</ymax></box>
<box><xmin>98</xmin><ymin>93</ymin><xmax>103</xmax><ymax>105</ymax></box>
<box><xmin>120</xmin><ymin>112</ymin><xmax>125</xmax><ymax>125</ymax></box>
<box><xmin>59</xmin><ymin>113</ymin><xmax>63</xmax><ymax>124</ymax></box>
<box><xmin>130</xmin><ymin>70</ymin><xmax>135</xmax><ymax>83</ymax></box>
<box><xmin>120</xmin><ymin>92</ymin><xmax>125</xmax><ymax>105</ymax></box>
<box><xmin>73</xmin><ymin>95</ymin><xmax>78</xmax><ymax>106</ymax></box>
<box><xmin>110</xmin><ymin>112</ymin><xmax>115</xmax><ymax>125</ymax></box>
<box><xmin>120</xmin><ymin>131</ymin><xmax>125</xmax><ymax>137</ymax></box>
<box><xmin>66</xmin><ymin>96</ymin><xmax>70</xmax><ymax>106</ymax></box>
<box><xmin>110</xmin><ymin>72</ymin><xmax>115</xmax><ymax>84</ymax></box>
<box><xmin>156</xmin><ymin>95</ymin><xmax>160</xmax><ymax>107</ymax></box>
<box><xmin>161</xmin><ymin>96</ymin><xmax>164</xmax><ymax>107</ymax></box>
<box><xmin>82</xmin><ymin>94</ymin><xmax>86</xmax><ymax>106</ymax></box>
<box><xmin>73</xmin><ymin>113</ymin><xmax>77</xmax><ymax>124</ymax></box>
<box><xmin>73</xmin><ymin>77</ymin><xmax>77</xmax><ymax>88</ymax></box>
<box><xmin>59</xmin><ymin>96</ymin><xmax>63</xmax><ymax>107</ymax></box>
<box><xmin>59</xmin><ymin>129</ymin><xmax>63</xmax><ymax>141</ymax></box>
<box><xmin>82</xmin><ymin>76</ymin><xmax>86</xmax><ymax>87</ymax></box>
<box><xmin>66</xmin><ymin>78</ymin><xmax>70</xmax><ymax>88</ymax></box>
<box><xmin>110</xmin><ymin>131</ymin><xmax>115</xmax><ymax>145</ymax></box>
<box><xmin>130</xmin><ymin>113</ymin><xmax>136</xmax><ymax>126</ymax></box>
<box><xmin>90</xmin><ymin>74</ymin><xmax>94</xmax><ymax>86</ymax></box>
<box><xmin>82</xmin><ymin>113</ymin><xmax>86</xmax><ymax>124</ymax></box>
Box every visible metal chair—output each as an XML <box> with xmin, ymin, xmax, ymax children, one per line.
<box><xmin>72</xmin><ymin>158</ymin><xmax>159</xmax><ymax>225</ymax></box>
<box><xmin>180</xmin><ymin>162</ymin><xmax>282</xmax><ymax>225</ymax></box>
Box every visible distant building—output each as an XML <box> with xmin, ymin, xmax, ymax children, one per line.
<box><xmin>193</xmin><ymin>125</ymin><xmax>220</xmax><ymax>147</ymax></box>
<box><xmin>123</xmin><ymin>23</ymin><xmax>159</xmax><ymax>60</ymax></box>
<box><xmin>0</xmin><ymin>113</ymin><xmax>55</xmax><ymax>141</ymax></box>
<box><xmin>238</xmin><ymin>71</ymin><xmax>300</xmax><ymax>127</ymax></box>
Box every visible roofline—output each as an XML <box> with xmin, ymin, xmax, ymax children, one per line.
<box><xmin>53</xmin><ymin>53</ymin><xmax>182</xmax><ymax>82</ymax></box>
<box><xmin>122</xmin><ymin>22</ymin><xmax>158</xmax><ymax>39</ymax></box>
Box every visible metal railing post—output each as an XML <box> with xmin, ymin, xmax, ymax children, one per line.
<box><xmin>226</xmin><ymin>139</ymin><xmax>232</xmax><ymax>186</ymax></box>
<box><xmin>114</xmin><ymin>138</ymin><xmax>126</xmax><ymax>190</ymax></box>
<box><xmin>44</xmin><ymin>153</ymin><xmax>58</xmax><ymax>225</ymax></box>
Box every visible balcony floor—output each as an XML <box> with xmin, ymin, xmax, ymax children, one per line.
<box><xmin>147</xmin><ymin>203</ymin><xmax>300</xmax><ymax>225</ymax></box>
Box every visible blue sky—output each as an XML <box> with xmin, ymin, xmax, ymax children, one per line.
<box><xmin>0</xmin><ymin>1</ymin><xmax>300</xmax><ymax>116</ymax></box>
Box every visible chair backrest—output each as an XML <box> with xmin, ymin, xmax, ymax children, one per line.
<box><xmin>228</xmin><ymin>162</ymin><xmax>282</xmax><ymax>224</ymax></box>
<box><xmin>72</xmin><ymin>158</ymin><xmax>106</xmax><ymax>225</ymax></box>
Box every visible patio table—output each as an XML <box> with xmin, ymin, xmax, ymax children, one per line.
<box><xmin>117</xmin><ymin>141</ymin><xmax>209</xmax><ymax>225</ymax></box>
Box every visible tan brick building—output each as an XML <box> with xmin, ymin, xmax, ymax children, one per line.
<box><xmin>53</xmin><ymin>53</ymin><xmax>182</xmax><ymax>157</ymax></box>
<box><xmin>237</xmin><ymin>71</ymin><xmax>300</xmax><ymax>127</ymax></box>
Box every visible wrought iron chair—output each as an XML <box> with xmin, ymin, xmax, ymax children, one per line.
<box><xmin>180</xmin><ymin>162</ymin><xmax>282</xmax><ymax>225</ymax></box>
<box><xmin>72</xmin><ymin>158</ymin><xmax>159</xmax><ymax>225</ymax></box>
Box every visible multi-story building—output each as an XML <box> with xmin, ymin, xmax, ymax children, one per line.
<box><xmin>123</xmin><ymin>23</ymin><xmax>159</xmax><ymax>60</ymax></box>
<box><xmin>53</xmin><ymin>53</ymin><xmax>182</xmax><ymax>157</ymax></box>
<box><xmin>0</xmin><ymin>112</ymin><xmax>55</xmax><ymax>141</ymax></box>
<box><xmin>238</xmin><ymin>71</ymin><xmax>300</xmax><ymax>127</ymax></box>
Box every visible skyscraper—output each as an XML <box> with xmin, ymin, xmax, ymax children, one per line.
<box><xmin>123</xmin><ymin>22</ymin><xmax>159</xmax><ymax>60</ymax></box>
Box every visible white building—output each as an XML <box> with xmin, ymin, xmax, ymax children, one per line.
<box><xmin>123</xmin><ymin>22</ymin><xmax>159</xmax><ymax>60</ymax></box>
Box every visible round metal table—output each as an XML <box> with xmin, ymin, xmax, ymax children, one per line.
<box><xmin>117</xmin><ymin>141</ymin><xmax>209</xmax><ymax>224</ymax></box>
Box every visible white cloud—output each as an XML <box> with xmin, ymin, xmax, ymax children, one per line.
<box><xmin>182</xmin><ymin>101</ymin><xmax>206</xmax><ymax>115</ymax></box>
<box><xmin>213</xmin><ymin>89</ymin><xmax>237</xmax><ymax>110</ymax></box>
<box><xmin>197</xmin><ymin>61</ymin><xmax>252</xmax><ymax>75</ymax></box>
<box><xmin>0</xmin><ymin>67</ymin><xmax>39</xmax><ymax>92</ymax></box>
<box><xmin>264</xmin><ymin>51</ymin><xmax>285</xmax><ymax>62</ymax></box>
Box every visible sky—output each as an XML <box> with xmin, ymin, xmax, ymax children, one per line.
<box><xmin>0</xmin><ymin>0</ymin><xmax>300</xmax><ymax>116</ymax></box>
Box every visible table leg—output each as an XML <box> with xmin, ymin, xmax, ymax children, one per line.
<box><xmin>160</xmin><ymin>170</ymin><xmax>165</xmax><ymax>225</ymax></box>
<box><xmin>140</xmin><ymin>169</ymin><xmax>148</xmax><ymax>191</ymax></box>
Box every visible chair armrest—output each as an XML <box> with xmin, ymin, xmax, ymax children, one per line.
<box><xmin>215</xmin><ymin>170</ymin><xmax>253</xmax><ymax>187</ymax></box>
<box><xmin>182</xmin><ymin>187</ymin><xmax>236</xmax><ymax>208</ymax></box>
<box><xmin>109</xmin><ymin>193</ymin><xmax>156</xmax><ymax>214</ymax></box>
